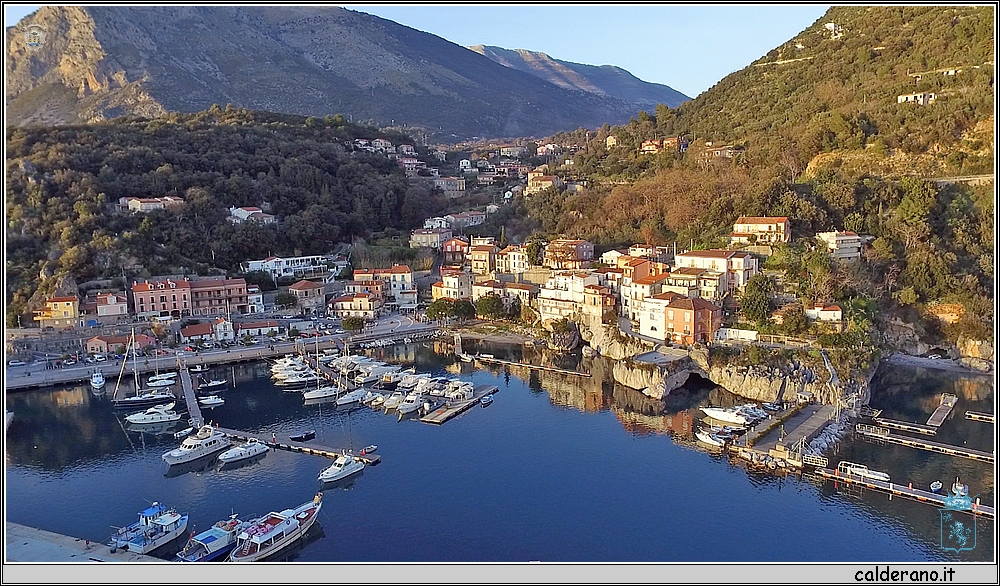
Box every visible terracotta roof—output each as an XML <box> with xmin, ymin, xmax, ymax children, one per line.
<box><xmin>823</xmin><ymin>305</ymin><xmax>842</xmax><ymax>311</ymax></box>
<box><xmin>624</xmin><ymin>258</ymin><xmax>649</xmax><ymax>267</ymax></box>
<box><xmin>332</xmin><ymin>295</ymin><xmax>356</xmax><ymax>303</ymax></box>
<box><xmin>669</xmin><ymin>267</ymin><xmax>705</xmax><ymax>276</ymax></box>
<box><xmin>667</xmin><ymin>297</ymin><xmax>721</xmax><ymax>311</ymax></box>
<box><xmin>504</xmin><ymin>283</ymin><xmax>535</xmax><ymax>291</ymax></box>
<box><xmin>633</xmin><ymin>274</ymin><xmax>670</xmax><ymax>285</ymax></box>
<box><xmin>677</xmin><ymin>249</ymin><xmax>735</xmax><ymax>259</ymax></box>
<box><xmin>189</xmin><ymin>278</ymin><xmax>246</xmax><ymax>289</ymax></box>
<box><xmin>389</xmin><ymin>265</ymin><xmax>413</xmax><ymax>273</ymax></box>
<box><xmin>47</xmin><ymin>296</ymin><xmax>79</xmax><ymax>303</ymax></box>
<box><xmin>735</xmin><ymin>216</ymin><xmax>789</xmax><ymax>224</ymax></box>
<box><xmin>289</xmin><ymin>280</ymin><xmax>323</xmax><ymax>291</ymax></box>
<box><xmin>592</xmin><ymin>267</ymin><xmax>623</xmax><ymax>275</ymax></box>
<box><xmin>470</xmin><ymin>245</ymin><xmax>497</xmax><ymax>253</ymax></box>
<box><xmin>430</xmin><ymin>282</ymin><xmax>445</xmax><ymax>288</ymax></box>
<box><xmin>180</xmin><ymin>323</ymin><xmax>213</xmax><ymax>337</ymax></box>
<box><xmin>475</xmin><ymin>280</ymin><xmax>503</xmax><ymax>288</ymax></box>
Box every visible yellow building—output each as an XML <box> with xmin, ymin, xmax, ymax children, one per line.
<box><xmin>34</xmin><ymin>296</ymin><xmax>80</xmax><ymax>328</ymax></box>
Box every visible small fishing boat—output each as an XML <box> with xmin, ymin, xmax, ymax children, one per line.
<box><xmin>369</xmin><ymin>393</ymin><xmax>386</xmax><ymax>407</ymax></box>
<box><xmin>695</xmin><ymin>429</ymin><xmax>726</xmax><ymax>447</ymax></box>
<box><xmin>952</xmin><ymin>477</ymin><xmax>968</xmax><ymax>497</ymax></box>
<box><xmin>199</xmin><ymin>379</ymin><xmax>227</xmax><ymax>391</ymax></box>
<box><xmin>174</xmin><ymin>427</ymin><xmax>194</xmax><ymax>439</ymax></box>
<box><xmin>229</xmin><ymin>493</ymin><xmax>322</xmax><ymax>562</ymax></box>
<box><xmin>90</xmin><ymin>370</ymin><xmax>106</xmax><ymax>390</ymax></box>
<box><xmin>198</xmin><ymin>395</ymin><xmax>225</xmax><ymax>408</ymax></box>
<box><xmin>480</xmin><ymin>394</ymin><xmax>494</xmax><ymax>407</ymax></box>
<box><xmin>189</xmin><ymin>365</ymin><xmax>209</xmax><ymax>373</ymax></box>
<box><xmin>175</xmin><ymin>514</ymin><xmax>249</xmax><ymax>562</ymax></box>
<box><xmin>457</xmin><ymin>353</ymin><xmax>474</xmax><ymax>363</ymax></box>
<box><xmin>930</xmin><ymin>481</ymin><xmax>943</xmax><ymax>493</ymax></box>
<box><xmin>289</xmin><ymin>430</ymin><xmax>316</xmax><ymax>442</ymax></box>
<box><xmin>359</xmin><ymin>444</ymin><xmax>377</xmax><ymax>456</ymax></box>
<box><xmin>218</xmin><ymin>439</ymin><xmax>269</xmax><ymax>464</ymax></box>
<box><xmin>109</xmin><ymin>502</ymin><xmax>188</xmax><ymax>555</ymax></box>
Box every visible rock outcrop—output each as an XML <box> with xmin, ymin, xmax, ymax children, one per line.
<box><xmin>956</xmin><ymin>336</ymin><xmax>994</xmax><ymax>373</ymax></box>
<box><xmin>579</xmin><ymin>322</ymin><xmax>652</xmax><ymax>361</ymax></box>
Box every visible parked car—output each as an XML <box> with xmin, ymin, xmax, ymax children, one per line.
<box><xmin>94</xmin><ymin>354</ymin><xmax>107</xmax><ymax>362</ymax></box>
<box><xmin>8</xmin><ymin>360</ymin><xmax>26</xmax><ymax>367</ymax></box>
<box><xmin>928</xmin><ymin>354</ymin><xmax>942</xmax><ymax>360</ymax></box>
<box><xmin>183</xmin><ymin>346</ymin><xmax>195</xmax><ymax>352</ymax></box>
<box><xmin>63</xmin><ymin>359</ymin><xmax>77</xmax><ymax>366</ymax></box>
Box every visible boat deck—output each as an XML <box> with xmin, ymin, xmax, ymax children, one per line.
<box><xmin>215</xmin><ymin>427</ymin><xmax>380</xmax><ymax>465</ymax></box>
<box><xmin>419</xmin><ymin>385</ymin><xmax>499</xmax><ymax>425</ymax></box>
<box><xmin>813</xmin><ymin>468</ymin><xmax>994</xmax><ymax>520</ymax></box>
<box><xmin>926</xmin><ymin>393</ymin><xmax>958</xmax><ymax>427</ymax></box>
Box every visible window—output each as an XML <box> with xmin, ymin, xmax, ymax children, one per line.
<box><xmin>684</xmin><ymin>313</ymin><xmax>691</xmax><ymax>323</ymax></box>
<box><xmin>172</xmin><ymin>294</ymin><xmax>176</xmax><ymax>301</ymax></box>
<box><xmin>667</xmin><ymin>310</ymin><xmax>674</xmax><ymax>320</ymax></box>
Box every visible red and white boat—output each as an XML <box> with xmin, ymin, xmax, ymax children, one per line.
<box><xmin>229</xmin><ymin>493</ymin><xmax>323</xmax><ymax>562</ymax></box>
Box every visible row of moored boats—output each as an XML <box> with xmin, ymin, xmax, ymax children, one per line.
<box><xmin>696</xmin><ymin>402</ymin><xmax>783</xmax><ymax>446</ymax></box>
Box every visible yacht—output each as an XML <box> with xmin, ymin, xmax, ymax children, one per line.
<box><xmin>162</xmin><ymin>425</ymin><xmax>231</xmax><ymax>465</ymax></box>
<box><xmin>229</xmin><ymin>493</ymin><xmax>323</xmax><ymax>562</ymax></box>
<box><xmin>700</xmin><ymin>407</ymin><xmax>750</xmax><ymax>426</ymax></box>
<box><xmin>382</xmin><ymin>392</ymin><xmax>405</xmax><ymax>410</ymax></box>
<box><xmin>444</xmin><ymin>380</ymin><xmax>475</xmax><ymax>402</ymax></box>
<box><xmin>397</xmin><ymin>372</ymin><xmax>431</xmax><ymax>391</ymax></box>
<box><xmin>355</xmin><ymin>364</ymin><xmax>399</xmax><ymax>385</ymax></box>
<box><xmin>148</xmin><ymin>372</ymin><xmax>178</xmax><ymax>383</ymax></box>
<box><xmin>838</xmin><ymin>462</ymin><xmax>891</xmax><ymax>483</ymax></box>
<box><xmin>275</xmin><ymin>372</ymin><xmax>320</xmax><ymax>388</ymax></box>
<box><xmin>113</xmin><ymin>390</ymin><xmax>177</xmax><ymax>410</ymax></box>
<box><xmin>125</xmin><ymin>403</ymin><xmax>182</xmax><ymax>425</ymax></box>
<box><xmin>302</xmin><ymin>385</ymin><xmax>341</xmax><ymax>401</ymax></box>
<box><xmin>397</xmin><ymin>391</ymin><xmax>426</xmax><ymax>415</ymax></box>
<box><xmin>336</xmin><ymin>388</ymin><xmax>368</xmax><ymax>406</ymax></box>
<box><xmin>175</xmin><ymin>515</ymin><xmax>250</xmax><ymax>562</ymax></box>
<box><xmin>109</xmin><ymin>502</ymin><xmax>188</xmax><ymax>555</ymax></box>
<box><xmin>378</xmin><ymin>368</ymin><xmax>415</xmax><ymax>391</ymax></box>
<box><xmin>90</xmin><ymin>370</ymin><xmax>106</xmax><ymax>390</ymax></box>
<box><xmin>318</xmin><ymin>453</ymin><xmax>365</xmax><ymax>483</ymax></box>
<box><xmin>146</xmin><ymin>377</ymin><xmax>176</xmax><ymax>388</ymax></box>
<box><xmin>218</xmin><ymin>439</ymin><xmax>269</xmax><ymax>464</ymax></box>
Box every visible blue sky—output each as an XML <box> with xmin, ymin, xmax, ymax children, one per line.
<box><xmin>5</xmin><ymin>4</ymin><xmax>830</xmax><ymax>97</ymax></box>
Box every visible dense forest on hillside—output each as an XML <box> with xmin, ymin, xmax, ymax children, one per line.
<box><xmin>5</xmin><ymin>108</ymin><xmax>448</xmax><ymax>325</ymax></box>
<box><xmin>522</xmin><ymin>6</ymin><xmax>994</xmax><ymax>343</ymax></box>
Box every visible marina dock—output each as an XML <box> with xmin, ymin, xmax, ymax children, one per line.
<box><xmin>419</xmin><ymin>385</ymin><xmax>499</xmax><ymax>425</ymax></box>
<box><xmin>872</xmin><ymin>417</ymin><xmax>938</xmax><ymax>436</ymax></box>
<box><xmin>215</xmin><ymin>427</ymin><xmax>380</xmax><ymax>465</ymax></box>
<box><xmin>813</xmin><ymin>468</ymin><xmax>995</xmax><ymax>520</ymax></box>
<box><xmin>178</xmin><ymin>365</ymin><xmax>204</xmax><ymax>428</ymax></box>
<box><xmin>473</xmin><ymin>355</ymin><xmax>591</xmax><ymax>377</ymax></box>
<box><xmin>965</xmin><ymin>411</ymin><xmax>995</xmax><ymax>423</ymax></box>
<box><xmin>926</xmin><ymin>393</ymin><xmax>958</xmax><ymax>427</ymax></box>
<box><xmin>855</xmin><ymin>425</ymin><xmax>994</xmax><ymax>463</ymax></box>
<box><xmin>6</xmin><ymin>522</ymin><xmax>166</xmax><ymax>562</ymax></box>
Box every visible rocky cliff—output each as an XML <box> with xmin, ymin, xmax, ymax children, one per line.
<box><xmin>6</xmin><ymin>6</ymin><xmax>642</xmax><ymax>138</ymax></box>
<box><xmin>956</xmin><ymin>336</ymin><xmax>994</xmax><ymax>373</ymax></box>
<box><xmin>579</xmin><ymin>321</ymin><xmax>653</xmax><ymax>360</ymax></box>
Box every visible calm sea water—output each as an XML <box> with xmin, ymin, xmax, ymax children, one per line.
<box><xmin>4</xmin><ymin>343</ymin><xmax>994</xmax><ymax>562</ymax></box>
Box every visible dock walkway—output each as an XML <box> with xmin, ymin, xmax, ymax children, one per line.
<box><xmin>474</xmin><ymin>355</ymin><xmax>590</xmax><ymax>377</ymax></box>
<box><xmin>215</xmin><ymin>427</ymin><xmax>380</xmax><ymax>465</ymax></box>
<box><xmin>419</xmin><ymin>385</ymin><xmax>499</xmax><ymax>425</ymax></box>
<box><xmin>926</xmin><ymin>394</ymin><xmax>958</xmax><ymax>427</ymax></box>
<box><xmin>872</xmin><ymin>417</ymin><xmax>938</xmax><ymax>436</ymax></box>
<box><xmin>855</xmin><ymin>426</ymin><xmax>994</xmax><ymax>463</ymax></box>
<box><xmin>178</xmin><ymin>366</ymin><xmax>204</xmax><ymax>428</ymax></box>
<box><xmin>6</xmin><ymin>522</ymin><xmax>166</xmax><ymax>562</ymax></box>
<box><xmin>965</xmin><ymin>411</ymin><xmax>995</xmax><ymax>424</ymax></box>
<box><xmin>814</xmin><ymin>468</ymin><xmax>994</xmax><ymax>520</ymax></box>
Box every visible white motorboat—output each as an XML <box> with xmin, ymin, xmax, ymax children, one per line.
<box><xmin>148</xmin><ymin>371</ymin><xmax>178</xmax><ymax>382</ymax></box>
<box><xmin>695</xmin><ymin>429</ymin><xmax>726</xmax><ymax>447</ymax></box>
<box><xmin>444</xmin><ymin>380</ymin><xmax>475</xmax><ymax>401</ymax></box>
<box><xmin>737</xmin><ymin>404</ymin><xmax>769</xmax><ymax>420</ymax></box>
<box><xmin>109</xmin><ymin>502</ymin><xmax>188</xmax><ymax>555</ymax></box>
<box><xmin>229</xmin><ymin>494</ymin><xmax>323</xmax><ymax>562</ymax></box>
<box><xmin>355</xmin><ymin>364</ymin><xmax>400</xmax><ymax>385</ymax></box>
<box><xmin>382</xmin><ymin>392</ymin><xmax>405</xmax><ymax>410</ymax></box>
<box><xmin>125</xmin><ymin>402</ymin><xmax>181</xmax><ymax>424</ymax></box>
<box><xmin>302</xmin><ymin>385</ymin><xmax>341</xmax><ymax>401</ymax></box>
<box><xmin>189</xmin><ymin>365</ymin><xmax>209</xmax><ymax>373</ymax></box>
<box><xmin>952</xmin><ymin>477</ymin><xmax>969</xmax><ymax>497</ymax></box>
<box><xmin>218</xmin><ymin>439</ymin><xmax>269</xmax><ymax>464</ymax></box>
<box><xmin>174</xmin><ymin>427</ymin><xmax>194</xmax><ymax>439</ymax></box>
<box><xmin>176</xmin><ymin>515</ymin><xmax>250</xmax><ymax>562</ymax></box>
<box><xmin>162</xmin><ymin>425</ymin><xmax>231</xmax><ymax>465</ymax></box>
<box><xmin>199</xmin><ymin>379</ymin><xmax>227</xmax><ymax>391</ymax></box>
<box><xmin>397</xmin><ymin>392</ymin><xmax>425</xmax><ymax>415</ymax></box>
<box><xmin>838</xmin><ymin>461</ymin><xmax>891</xmax><ymax>482</ymax></box>
<box><xmin>318</xmin><ymin>453</ymin><xmax>365</xmax><ymax>483</ymax></box>
<box><xmin>700</xmin><ymin>407</ymin><xmax>750</xmax><ymax>426</ymax></box>
<box><xmin>146</xmin><ymin>377</ymin><xmax>176</xmax><ymax>388</ymax></box>
<box><xmin>336</xmin><ymin>388</ymin><xmax>368</xmax><ymax>406</ymax></box>
<box><xmin>276</xmin><ymin>372</ymin><xmax>320</xmax><ymax>387</ymax></box>
<box><xmin>397</xmin><ymin>372</ymin><xmax>430</xmax><ymax>390</ymax></box>
<box><xmin>113</xmin><ymin>390</ymin><xmax>177</xmax><ymax>410</ymax></box>
<box><xmin>198</xmin><ymin>395</ymin><xmax>225</xmax><ymax>407</ymax></box>
<box><xmin>369</xmin><ymin>393</ymin><xmax>386</xmax><ymax>407</ymax></box>
<box><xmin>378</xmin><ymin>368</ymin><xmax>414</xmax><ymax>390</ymax></box>
<box><xmin>90</xmin><ymin>370</ymin><xmax>106</xmax><ymax>390</ymax></box>
<box><xmin>457</xmin><ymin>353</ymin><xmax>474</xmax><ymax>362</ymax></box>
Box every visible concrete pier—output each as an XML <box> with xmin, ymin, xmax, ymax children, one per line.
<box><xmin>6</xmin><ymin>522</ymin><xmax>166</xmax><ymax>562</ymax></box>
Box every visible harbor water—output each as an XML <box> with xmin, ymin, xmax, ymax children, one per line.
<box><xmin>4</xmin><ymin>342</ymin><xmax>994</xmax><ymax>562</ymax></box>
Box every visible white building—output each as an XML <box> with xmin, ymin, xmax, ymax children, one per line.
<box><xmin>247</xmin><ymin>286</ymin><xmax>264</xmax><ymax>314</ymax></box>
<box><xmin>246</xmin><ymin>255</ymin><xmax>328</xmax><ymax>282</ymax></box>
<box><xmin>229</xmin><ymin>206</ymin><xmax>277</xmax><ymax>225</ymax></box>
<box><xmin>817</xmin><ymin>231</ymin><xmax>863</xmax><ymax>260</ymax></box>
<box><xmin>673</xmin><ymin>249</ymin><xmax>758</xmax><ymax>293</ymax></box>
<box><xmin>539</xmin><ymin>272</ymin><xmax>600</xmax><ymax>304</ymax></box>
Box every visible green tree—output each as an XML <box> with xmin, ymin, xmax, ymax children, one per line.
<box><xmin>475</xmin><ymin>294</ymin><xmax>505</xmax><ymax>320</ymax></box>
<box><xmin>453</xmin><ymin>300</ymin><xmax>476</xmax><ymax>321</ymax></box>
<box><xmin>243</xmin><ymin>270</ymin><xmax>277</xmax><ymax>292</ymax></box>
<box><xmin>780</xmin><ymin>303</ymin><xmax>809</xmax><ymax>334</ymax></box>
<box><xmin>342</xmin><ymin>316</ymin><xmax>365</xmax><ymax>333</ymax></box>
<box><xmin>275</xmin><ymin>292</ymin><xmax>297</xmax><ymax>308</ymax></box>
<box><xmin>426</xmin><ymin>299</ymin><xmax>454</xmax><ymax>321</ymax></box>
<box><xmin>525</xmin><ymin>235</ymin><xmax>545</xmax><ymax>266</ymax></box>
<box><xmin>740</xmin><ymin>274</ymin><xmax>774</xmax><ymax>325</ymax></box>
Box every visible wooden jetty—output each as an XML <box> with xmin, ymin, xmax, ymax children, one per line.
<box><xmin>178</xmin><ymin>365</ymin><xmax>204</xmax><ymax>428</ymax></box>
<box><xmin>855</xmin><ymin>425</ymin><xmax>994</xmax><ymax>463</ymax></box>
<box><xmin>814</xmin><ymin>468</ymin><xmax>995</xmax><ymax>520</ymax></box>
<box><xmin>926</xmin><ymin>393</ymin><xmax>958</xmax><ymax>427</ymax></box>
<box><xmin>965</xmin><ymin>411</ymin><xmax>995</xmax><ymax>424</ymax></box>
<box><xmin>419</xmin><ymin>385</ymin><xmax>499</xmax><ymax>425</ymax></box>
<box><xmin>216</xmin><ymin>427</ymin><xmax>380</xmax><ymax>465</ymax></box>
<box><xmin>872</xmin><ymin>417</ymin><xmax>938</xmax><ymax>436</ymax></box>
<box><xmin>473</xmin><ymin>355</ymin><xmax>591</xmax><ymax>377</ymax></box>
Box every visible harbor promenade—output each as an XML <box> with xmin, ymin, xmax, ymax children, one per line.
<box><xmin>6</xmin><ymin>523</ymin><xmax>165</xmax><ymax>562</ymax></box>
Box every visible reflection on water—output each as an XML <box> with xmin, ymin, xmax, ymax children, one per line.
<box><xmin>5</xmin><ymin>342</ymin><xmax>993</xmax><ymax>562</ymax></box>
